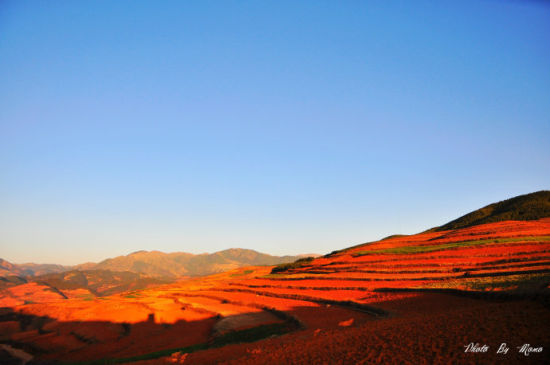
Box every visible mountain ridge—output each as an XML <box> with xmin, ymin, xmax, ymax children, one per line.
<box><xmin>1</xmin><ymin>249</ymin><xmax>315</xmax><ymax>279</ymax></box>
<box><xmin>76</xmin><ymin>248</ymin><xmax>313</xmax><ymax>278</ymax></box>
<box><xmin>430</xmin><ymin>190</ymin><xmax>550</xmax><ymax>232</ymax></box>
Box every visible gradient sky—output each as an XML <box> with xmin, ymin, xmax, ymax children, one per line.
<box><xmin>1</xmin><ymin>1</ymin><xmax>549</xmax><ymax>265</ymax></box>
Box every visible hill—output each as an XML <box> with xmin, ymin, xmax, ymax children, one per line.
<box><xmin>33</xmin><ymin>269</ymin><xmax>170</xmax><ymax>296</ymax></box>
<box><xmin>0</xmin><ymin>192</ymin><xmax>548</xmax><ymax>363</ymax></box>
<box><xmin>2</xmin><ymin>218</ymin><xmax>548</xmax><ymax>363</ymax></box>
<box><xmin>0</xmin><ymin>259</ymin><xmax>71</xmax><ymax>277</ymax></box>
<box><xmin>76</xmin><ymin>249</ymin><xmax>310</xmax><ymax>278</ymax></box>
<box><xmin>15</xmin><ymin>263</ymin><xmax>71</xmax><ymax>276</ymax></box>
<box><xmin>0</xmin><ymin>269</ymin><xmax>170</xmax><ymax>306</ymax></box>
<box><xmin>431</xmin><ymin>190</ymin><xmax>550</xmax><ymax>232</ymax></box>
<box><xmin>1</xmin><ymin>249</ymin><xmax>313</xmax><ymax>279</ymax></box>
<box><xmin>0</xmin><ymin>259</ymin><xmax>23</xmax><ymax>277</ymax></box>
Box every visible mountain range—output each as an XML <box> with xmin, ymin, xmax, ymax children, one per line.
<box><xmin>1</xmin><ymin>249</ymin><xmax>313</xmax><ymax>279</ymax></box>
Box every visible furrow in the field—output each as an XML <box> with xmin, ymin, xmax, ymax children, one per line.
<box><xmin>194</xmin><ymin>290</ymin><xmax>382</xmax><ymax>330</ymax></box>
<box><xmin>350</xmin><ymin>241</ymin><xmax>550</xmax><ymax>258</ymax></box>
<box><xmin>222</xmin><ymin>285</ymin><xmax>371</xmax><ymax>302</ymax></box>
<box><xmin>309</xmin><ymin>265</ymin><xmax>459</xmax><ymax>273</ymax></box>
<box><xmin>323</xmin><ymin>250</ymin><xmax>550</xmax><ymax>266</ymax></box>
<box><xmin>277</xmin><ymin>272</ymin><xmax>464</xmax><ymax>280</ymax></box>
<box><xmin>460</xmin><ymin>260</ymin><xmax>550</xmax><ymax>272</ymax></box>
<box><xmin>259</xmin><ymin>267</ymin><xmax>550</xmax><ymax>282</ymax></box>
<box><xmin>207</xmin><ymin>288</ymin><xmax>389</xmax><ymax>317</ymax></box>
<box><xmin>259</xmin><ymin>275</ymin><xmax>440</xmax><ymax>282</ymax></box>
<box><xmin>306</xmin><ymin>248</ymin><xmax>550</xmax><ymax>269</ymax></box>
<box><xmin>322</xmin><ymin>255</ymin><xmax>550</xmax><ymax>269</ymax></box>
<box><xmin>350</xmin><ymin>236</ymin><xmax>550</xmax><ymax>254</ymax></box>
<box><xmin>462</xmin><ymin>266</ymin><xmax>550</xmax><ymax>276</ymax></box>
<box><xmin>181</xmin><ymin>289</ymin><xmax>319</xmax><ymax>311</ymax></box>
<box><xmin>227</xmin><ymin>282</ymin><xmax>371</xmax><ymax>291</ymax></box>
<box><xmin>286</xmin><ymin>259</ymin><xmax>550</xmax><ymax>277</ymax></box>
<box><xmin>429</xmin><ymin>221</ymin><xmax>550</xmax><ymax>241</ymax></box>
<box><xmin>171</xmin><ymin>294</ymin><xmax>262</xmax><ymax>317</ymax></box>
<box><xmin>233</xmin><ymin>278</ymin><xmax>434</xmax><ymax>290</ymax></box>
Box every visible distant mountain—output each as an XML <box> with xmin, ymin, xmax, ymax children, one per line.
<box><xmin>76</xmin><ymin>249</ymin><xmax>311</xmax><ymax>278</ymax></box>
<box><xmin>431</xmin><ymin>190</ymin><xmax>550</xmax><ymax>232</ymax></box>
<box><xmin>0</xmin><ymin>258</ymin><xmax>71</xmax><ymax>277</ymax></box>
<box><xmin>16</xmin><ymin>263</ymin><xmax>71</xmax><ymax>276</ymax></box>
<box><xmin>1</xmin><ymin>249</ymin><xmax>314</xmax><ymax>279</ymax></box>
<box><xmin>0</xmin><ymin>249</ymin><xmax>311</xmax><ymax>305</ymax></box>
<box><xmin>0</xmin><ymin>258</ymin><xmax>24</xmax><ymax>276</ymax></box>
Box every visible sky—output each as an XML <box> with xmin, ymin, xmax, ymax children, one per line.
<box><xmin>1</xmin><ymin>1</ymin><xmax>549</xmax><ymax>265</ymax></box>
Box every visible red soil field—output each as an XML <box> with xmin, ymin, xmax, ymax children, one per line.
<box><xmin>1</xmin><ymin>219</ymin><xmax>549</xmax><ymax>363</ymax></box>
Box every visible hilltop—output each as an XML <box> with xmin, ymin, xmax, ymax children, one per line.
<box><xmin>431</xmin><ymin>190</ymin><xmax>550</xmax><ymax>232</ymax></box>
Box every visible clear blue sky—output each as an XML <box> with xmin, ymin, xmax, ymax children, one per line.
<box><xmin>1</xmin><ymin>1</ymin><xmax>549</xmax><ymax>265</ymax></box>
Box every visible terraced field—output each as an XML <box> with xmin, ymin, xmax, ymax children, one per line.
<box><xmin>1</xmin><ymin>219</ymin><xmax>549</xmax><ymax>363</ymax></box>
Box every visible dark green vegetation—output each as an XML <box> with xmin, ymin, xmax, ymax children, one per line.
<box><xmin>230</xmin><ymin>269</ymin><xmax>254</xmax><ymax>277</ymax></box>
<box><xmin>352</xmin><ymin>236</ymin><xmax>550</xmax><ymax>256</ymax></box>
<box><xmin>386</xmin><ymin>273</ymin><xmax>550</xmax><ymax>292</ymax></box>
<box><xmin>431</xmin><ymin>190</ymin><xmax>550</xmax><ymax>232</ymax></box>
<box><xmin>69</xmin><ymin>322</ymin><xmax>295</xmax><ymax>364</ymax></box>
<box><xmin>271</xmin><ymin>257</ymin><xmax>315</xmax><ymax>274</ymax></box>
<box><xmin>462</xmin><ymin>273</ymin><xmax>550</xmax><ymax>291</ymax></box>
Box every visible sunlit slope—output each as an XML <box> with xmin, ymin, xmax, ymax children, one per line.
<box><xmin>265</xmin><ymin>219</ymin><xmax>550</xmax><ymax>293</ymax></box>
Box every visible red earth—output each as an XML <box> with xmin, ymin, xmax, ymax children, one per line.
<box><xmin>1</xmin><ymin>219</ymin><xmax>549</xmax><ymax>364</ymax></box>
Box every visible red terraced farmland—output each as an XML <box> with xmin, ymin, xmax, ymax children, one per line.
<box><xmin>1</xmin><ymin>219</ymin><xmax>549</xmax><ymax>364</ymax></box>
